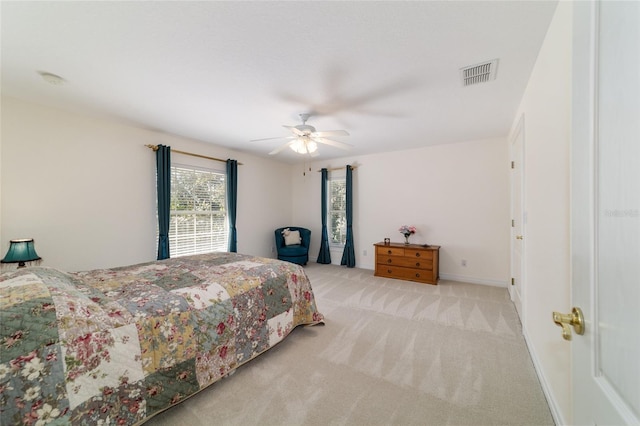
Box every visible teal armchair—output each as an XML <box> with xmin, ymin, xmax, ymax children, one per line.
<box><xmin>275</xmin><ymin>227</ymin><xmax>311</xmax><ymax>265</ymax></box>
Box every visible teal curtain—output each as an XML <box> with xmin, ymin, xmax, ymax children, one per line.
<box><xmin>156</xmin><ymin>145</ymin><xmax>171</xmax><ymax>260</ymax></box>
<box><xmin>341</xmin><ymin>165</ymin><xmax>356</xmax><ymax>267</ymax></box>
<box><xmin>226</xmin><ymin>159</ymin><xmax>238</xmax><ymax>252</ymax></box>
<box><xmin>317</xmin><ymin>168</ymin><xmax>331</xmax><ymax>264</ymax></box>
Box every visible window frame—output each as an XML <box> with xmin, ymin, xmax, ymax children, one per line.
<box><xmin>166</xmin><ymin>162</ymin><xmax>229</xmax><ymax>258</ymax></box>
<box><xmin>327</xmin><ymin>174</ymin><xmax>347</xmax><ymax>248</ymax></box>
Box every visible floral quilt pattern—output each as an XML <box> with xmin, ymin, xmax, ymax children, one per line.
<box><xmin>0</xmin><ymin>252</ymin><xmax>323</xmax><ymax>425</ymax></box>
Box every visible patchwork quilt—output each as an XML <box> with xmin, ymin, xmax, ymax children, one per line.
<box><xmin>0</xmin><ymin>252</ymin><xmax>323</xmax><ymax>425</ymax></box>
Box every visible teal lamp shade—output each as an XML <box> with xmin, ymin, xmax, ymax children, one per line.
<box><xmin>1</xmin><ymin>239</ymin><xmax>41</xmax><ymax>268</ymax></box>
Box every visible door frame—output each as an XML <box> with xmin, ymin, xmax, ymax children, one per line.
<box><xmin>509</xmin><ymin>114</ymin><xmax>525</xmax><ymax>319</ymax></box>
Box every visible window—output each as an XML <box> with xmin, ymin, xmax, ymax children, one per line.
<box><xmin>169</xmin><ymin>164</ymin><xmax>228</xmax><ymax>257</ymax></box>
<box><xmin>328</xmin><ymin>177</ymin><xmax>347</xmax><ymax>246</ymax></box>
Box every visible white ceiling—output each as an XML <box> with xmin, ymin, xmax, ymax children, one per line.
<box><xmin>1</xmin><ymin>1</ymin><xmax>558</xmax><ymax>163</ymax></box>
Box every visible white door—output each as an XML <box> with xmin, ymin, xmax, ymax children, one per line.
<box><xmin>509</xmin><ymin>115</ymin><xmax>525</xmax><ymax>318</ymax></box>
<box><xmin>571</xmin><ymin>1</ymin><xmax>640</xmax><ymax>424</ymax></box>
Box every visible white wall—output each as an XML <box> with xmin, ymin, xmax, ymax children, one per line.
<box><xmin>0</xmin><ymin>96</ymin><xmax>510</xmax><ymax>284</ymax></box>
<box><xmin>510</xmin><ymin>2</ymin><xmax>572</xmax><ymax>424</ymax></box>
<box><xmin>292</xmin><ymin>137</ymin><xmax>511</xmax><ymax>286</ymax></box>
<box><xmin>1</xmin><ymin>96</ymin><xmax>293</xmax><ymax>271</ymax></box>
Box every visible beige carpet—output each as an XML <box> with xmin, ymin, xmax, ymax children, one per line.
<box><xmin>146</xmin><ymin>263</ymin><xmax>554</xmax><ymax>426</ymax></box>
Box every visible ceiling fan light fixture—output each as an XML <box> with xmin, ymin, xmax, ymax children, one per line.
<box><xmin>257</xmin><ymin>113</ymin><xmax>351</xmax><ymax>156</ymax></box>
<box><xmin>290</xmin><ymin>139</ymin><xmax>307</xmax><ymax>154</ymax></box>
<box><xmin>307</xmin><ymin>141</ymin><xmax>318</xmax><ymax>153</ymax></box>
<box><xmin>289</xmin><ymin>138</ymin><xmax>317</xmax><ymax>154</ymax></box>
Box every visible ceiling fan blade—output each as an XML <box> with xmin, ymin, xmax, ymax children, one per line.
<box><xmin>313</xmin><ymin>137</ymin><xmax>353</xmax><ymax>151</ymax></box>
<box><xmin>250</xmin><ymin>135</ymin><xmax>295</xmax><ymax>142</ymax></box>
<box><xmin>283</xmin><ymin>125</ymin><xmax>305</xmax><ymax>137</ymax></box>
<box><xmin>268</xmin><ymin>140</ymin><xmax>295</xmax><ymax>155</ymax></box>
<box><xmin>312</xmin><ymin>130</ymin><xmax>350</xmax><ymax>137</ymax></box>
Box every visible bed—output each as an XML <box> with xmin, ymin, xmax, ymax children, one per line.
<box><xmin>0</xmin><ymin>252</ymin><xmax>324</xmax><ymax>425</ymax></box>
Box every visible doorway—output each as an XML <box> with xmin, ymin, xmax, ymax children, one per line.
<box><xmin>509</xmin><ymin>115</ymin><xmax>525</xmax><ymax>319</ymax></box>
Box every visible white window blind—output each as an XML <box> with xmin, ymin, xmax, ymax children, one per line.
<box><xmin>328</xmin><ymin>177</ymin><xmax>347</xmax><ymax>246</ymax></box>
<box><xmin>169</xmin><ymin>165</ymin><xmax>228</xmax><ymax>257</ymax></box>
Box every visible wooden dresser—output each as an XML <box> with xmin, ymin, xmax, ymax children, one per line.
<box><xmin>374</xmin><ymin>242</ymin><xmax>440</xmax><ymax>285</ymax></box>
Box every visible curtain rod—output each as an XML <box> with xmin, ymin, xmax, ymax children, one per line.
<box><xmin>145</xmin><ymin>144</ymin><xmax>243</xmax><ymax>165</ymax></box>
<box><xmin>317</xmin><ymin>165</ymin><xmax>358</xmax><ymax>172</ymax></box>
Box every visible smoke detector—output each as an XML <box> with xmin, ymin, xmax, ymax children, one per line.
<box><xmin>38</xmin><ymin>71</ymin><xmax>66</xmax><ymax>85</ymax></box>
<box><xmin>460</xmin><ymin>59</ymin><xmax>498</xmax><ymax>86</ymax></box>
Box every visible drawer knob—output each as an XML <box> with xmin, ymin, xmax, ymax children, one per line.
<box><xmin>415</xmin><ymin>273</ymin><xmax>420</xmax><ymax>277</ymax></box>
<box><xmin>415</xmin><ymin>262</ymin><xmax>420</xmax><ymax>267</ymax></box>
<box><xmin>387</xmin><ymin>269</ymin><xmax>392</xmax><ymax>273</ymax></box>
<box><xmin>387</xmin><ymin>250</ymin><xmax>392</xmax><ymax>254</ymax></box>
<box><xmin>415</xmin><ymin>253</ymin><xmax>421</xmax><ymax>257</ymax></box>
<box><xmin>387</xmin><ymin>259</ymin><xmax>392</xmax><ymax>263</ymax></box>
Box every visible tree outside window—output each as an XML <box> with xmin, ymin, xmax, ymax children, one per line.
<box><xmin>328</xmin><ymin>177</ymin><xmax>347</xmax><ymax>246</ymax></box>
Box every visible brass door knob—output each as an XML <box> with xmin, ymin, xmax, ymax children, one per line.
<box><xmin>552</xmin><ymin>307</ymin><xmax>585</xmax><ymax>341</ymax></box>
<box><xmin>515</xmin><ymin>235</ymin><xmax>524</xmax><ymax>240</ymax></box>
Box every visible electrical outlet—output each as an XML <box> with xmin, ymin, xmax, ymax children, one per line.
<box><xmin>461</xmin><ymin>259</ymin><xmax>467</xmax><ymax>267</ymax></box>
<box><xmin>271</xmin><ymin>246</ymin><xmax>275</xmax><ymax>253</ymax></box>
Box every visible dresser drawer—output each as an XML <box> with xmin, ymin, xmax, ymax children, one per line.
<box><xmin>376</xmin><ymin>266</ymin><xmax>436</xmax><ymax>284</ymax></box>
<box><xmin>403</xmin><ymin>249</ymin><xmax>433</xmax><ymax>260</ymax></box>
<box><xmin>375</xmin><ymin>246</ymin><xmax>405</xmax><ymax>257</ymax></box>
<box><xmin>377</xmin><ymin>256</ymin><xmax>433</xmax><ymax>270</ymax></box>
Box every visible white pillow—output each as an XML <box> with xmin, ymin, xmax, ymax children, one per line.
<box><xmin>284</xmin><ymin>229</ymin><xmax>302</xmax><ymax>246</ymax></box>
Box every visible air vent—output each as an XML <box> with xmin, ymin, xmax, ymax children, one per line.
<box><xmin>460</xmin><ymin>59</ymin><xmax>498</xmax><ymax>86</ymax></box>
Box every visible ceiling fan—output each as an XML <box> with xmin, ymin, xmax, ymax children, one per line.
<box><xmin>251</xmin><ymin>113</ymin><xmax>352</xmax><ymax>156</ymax></box>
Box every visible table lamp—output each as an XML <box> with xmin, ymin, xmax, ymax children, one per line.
<box><xmin>1</xmin><ymin>238</ymin><xmax>42</xmax><ymax>268</ymax></box>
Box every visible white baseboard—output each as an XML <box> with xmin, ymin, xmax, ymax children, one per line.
<box><xmin>439</xmin><ymin>273</ymin><xmax>508</xmax><ymax>287</ymax></box>
<box><xmin>339</xmin><ymin>263</ymin><xmax>509</xmax><ymax>288</ymax></box>
<box><xmin>522</xmin><ymin>328</ymin><xmax>566</xmax><ymax>426</ymax></box>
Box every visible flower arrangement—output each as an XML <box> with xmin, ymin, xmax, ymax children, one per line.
<box><xmin>399</xmin><ymin>225</ymin><xmax>416</xmax><ymax>236</ymax></box>
<box><xmin>399</xmin><ymin>225</ymin><xmax>416</xmax><ymax>244</ymax></box>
